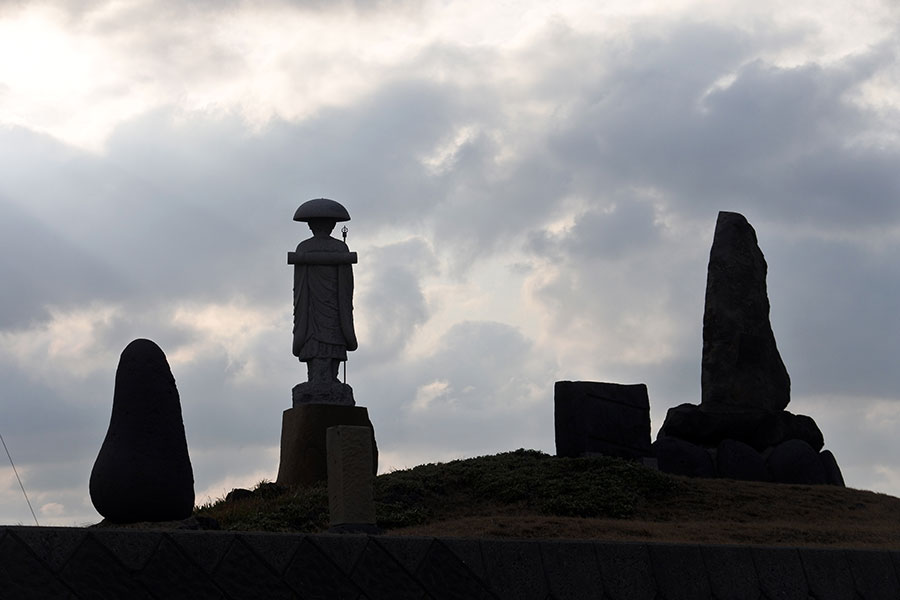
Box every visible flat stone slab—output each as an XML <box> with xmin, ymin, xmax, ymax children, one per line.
<box><xmin>3</xmin><ymin>527</ymin><xmax>898</xmax><ymax>599</ymax></box>
<box><xmin>555</xmin><ymin>381</ymin><xmax>651</xmax><ymax>459</ymax></box>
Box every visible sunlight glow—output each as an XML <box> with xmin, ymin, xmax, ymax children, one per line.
<box><xmin>0</xmin><ymin>303</ymin><xmax>121</xmax><ymax>379</ymax></box>
<box><xmin>1</xmin><ymin>0</ymin><xmax>890</xmax><ymax>152</ymax></box>
<box><xmin>170</xmin><ymin>301</ymin><xmax>281</xmax><ymax>380</ymax></box>
<box><xmin>412</xmin><ymin>379</ymin><xmax>450</xmax><ymax>412</ymax></box>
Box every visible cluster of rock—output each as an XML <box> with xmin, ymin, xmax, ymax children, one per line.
<box><xmin>654</xmin><ymin>415</ymin><xmax>843</xmax><ymax>485</ymax></box>
<box><xmin>652</xmin><ymin>212</ymin><xmax>843</xmax><ymax>485</ymax></box>
<box><xmin>555</xmin><ymin>211</ymin><xmax>844</xmax><ymax>487</ymax></box>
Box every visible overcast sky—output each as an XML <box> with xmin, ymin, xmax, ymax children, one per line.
<box><xmin>1</xmin><ymin>0</ymin><xmax>898</xmax><ymax>525</ymax></box>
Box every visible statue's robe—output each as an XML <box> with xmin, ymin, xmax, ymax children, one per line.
<box><xmin>292</xmin><ymin>235</ymin><xmax>357</xmax><ymax>361</ymax></box>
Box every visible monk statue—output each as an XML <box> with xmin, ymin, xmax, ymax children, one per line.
<box><xmin>288</xmin><ymin>198</ymin><xmax>358</xmax><ymax>406</ymax></box>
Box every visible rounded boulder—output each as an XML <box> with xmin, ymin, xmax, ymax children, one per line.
<box><xmin>653</xmin><ymin>437</ymin><xmax>716</xmax><ymax>478</ymax></box>
<box><xmin>716</xmin><ymin>438</ymin><xmax>770</xmax><ymax>482</ymax></box>
<box><xmin>89</xmin><ymin>339</ymin><xmax>195</xmax><ymax>523</ymax></box>
<box><xmin>766</xmin><ymin>439</ymin><xmax>827</xmax><ymax>485</ymax></box>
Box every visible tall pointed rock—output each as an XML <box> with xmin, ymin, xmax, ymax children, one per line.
<box><xmin>90</xmin><ymin>339</ymin><xmax>195</xmax><ymax>523</ymax></box>
<box><xmin>701</xmin><ymin>211</ymin><xmax>790</xmax><ymax>413</ymax></box>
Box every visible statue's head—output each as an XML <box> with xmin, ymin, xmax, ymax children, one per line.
<box><xmin>307</xmin><ymin>218</ymin><xmax>336</xmax><ymax>236</ymax></box>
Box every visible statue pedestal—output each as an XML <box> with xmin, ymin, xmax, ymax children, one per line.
<box><xmin>292</xmin><ymin>382</ymin><xmax>354</xmax><ymax>406</ymax></box>
<box><xmin>275</xmin><ymin>404</ymin><xmax>377</xmax><ymax>487</ymax></box>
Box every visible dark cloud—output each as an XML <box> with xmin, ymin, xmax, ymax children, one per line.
<box><xmin>0</xmin><ymin>197</ymin><xmax>129</xmax><ymax>329</ymax></box>
<box><xmin>0</xmin><ymin>116</ymin><xmax>295</xmax><ymax>320</ymax></box>
<box><xmin>549</xmin><ymin>34</ymin><xmax>899</xmax><ymax>229</ymax></box>
<box><xmin>508</xmin><ymin>21</ymin><xmax>899</xmax><ymax>421</ymax></box>
<box><xmin>175</xmin><ymin>348</ymin><xmax>288</xmax><ymax>449</ymax></box>
<box><xmin>787</xmin><ymin>395</ymin><xmax>900</xmax><ymax>490</ymax></box>
<box><xmin>767</xmin><ymin>235</ymin><xmax>900</xmax><ymax>399</ymax></box>
<box><xmin>0</xmin><ymin>361</ymin><xmax>108</xmax><ymax>470</ymax></box>
<box><xmin>527</xmin><ymin>199</ymin><xmax>664</xmax><ymax>261</ymax></box>
<box><xmin>355</xmin><ymin>238</ymin><xmax>435</xmax><ymax>363</ymax></box>
<box><xmin>363</xmin><ymin>320</ymin><xmax>556</xmax><ymax>456</ymax></box>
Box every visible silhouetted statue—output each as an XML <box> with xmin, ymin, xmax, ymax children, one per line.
<box><xmin>278</xmin><ymin>199</ymin><xmax>376</xmax><ymax>487</ymax></box>
<box><xmin>289</xmin><ymin>198</ymin><xmax>358</xmax><ymax>405</ymax></box>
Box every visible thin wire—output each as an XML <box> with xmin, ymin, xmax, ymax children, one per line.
<box><xmin>0</xmin><ymin>431</ymin><xmax>39</xmax><ymax>526</ymax></box>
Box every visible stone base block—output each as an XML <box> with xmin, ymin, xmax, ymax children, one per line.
<box><xmin>653</xmin><ymin>434</ymin><xmax>845</xmax><ymax>486</ymax></box>
<box><xmin>658</xmin><ymin>403</ymin><xmax>824</xmax><ymax>451</ymax></box>
<box><xmin>276</xmin><ymin>404</ymin><xmax>377</xmax><ymax>487</ymax></box>
<box><xmin>293</xmin><ymin>381</ymin><xmax>355</xmax><ymax>407</ymax></box>
<box><xmin>555</xmin><ymin>381</ymin><xmax>651</xmax><ymax>459</ymax></box>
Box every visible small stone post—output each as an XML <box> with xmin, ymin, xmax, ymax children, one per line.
<box><xmin>326</xmin><ymin>425</ymin><xmax>378</xmax><ymax>533</ymax></box>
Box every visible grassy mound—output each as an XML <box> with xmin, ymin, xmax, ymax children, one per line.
<box><xmin>195</xmin><ymin>449</ymin><xmax>679</xmax><ymax>533</ymax></box>
<box><xmin>195</xmin><ymin>448</ymin><xmax>900</xmax><ymax>548</ymax></box>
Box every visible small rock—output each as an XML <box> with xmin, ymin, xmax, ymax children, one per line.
<box><xmin>653</xmin><ymin>437</ymin><xmax>716</xmax><ymax>478</ymax></box>
<box><xmin>716</xmin><ymin>439</ymin><xmax>770</xmax><ymax>481</ymax></box>
<box><xmin>820</xmin><ymin>450</ymin><xmax>846</xmax><ymax>487</ymax></box>
<box><xmin>749</xmin><ymin>412</ymin><xmax>824</xmax><ymax>451</ymax></box>
<box><xmin>658</xmin><ymin>403</ymin><xmax>766</xmax><ymax>447</ymax></box>
<box><xmin>225</xmin><ymin>488</ymin><xmax>253</xmax><ymax>503</ymax></box>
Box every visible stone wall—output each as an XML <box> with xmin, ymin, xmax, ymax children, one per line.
<box><xmin>1</xmin><ymin>526</ymin><xmax>897</xmax><ymax>599</ymax></box>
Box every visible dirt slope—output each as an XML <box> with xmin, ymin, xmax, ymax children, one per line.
<box><xmin>389</xmin><ymin>477</ymin><xmax>900</xmax><ymax>549</ymax></box>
